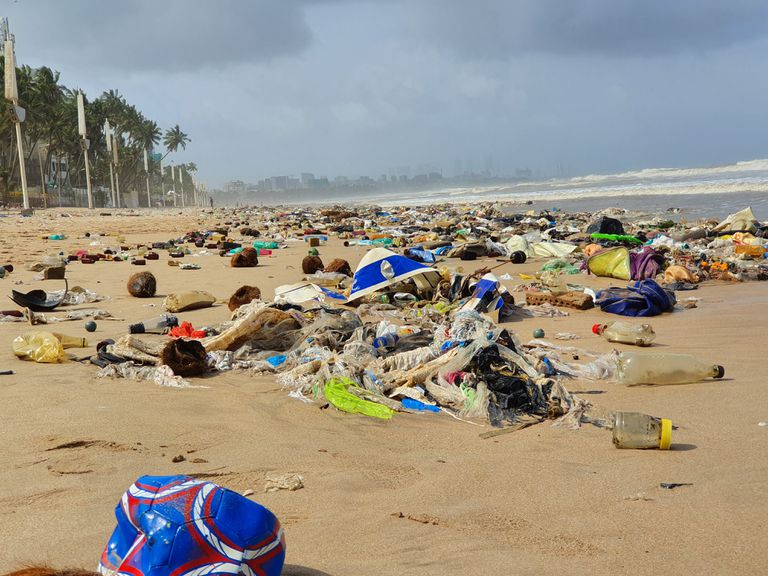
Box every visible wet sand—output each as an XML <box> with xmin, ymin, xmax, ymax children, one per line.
<box><xmin>0</xmin><ymin>208</ymin><xmax>766</xmax><ymax>576</ymax></box>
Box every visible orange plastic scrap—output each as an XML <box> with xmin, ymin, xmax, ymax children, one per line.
<box><xmin>169</xmin><ymin>322</ymin><xmax>206</xmax><ymax>339</ymax></box>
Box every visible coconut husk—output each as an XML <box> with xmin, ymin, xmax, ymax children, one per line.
<box><xmin>230</xmin><ymin>247</ymin><xmax>259</xmax><ymax>267</ymax></box>
<box><xmin>302</xmin><ymin>255</ymin><xmax>324</xmax><ymax>275</ymax></box>
<box><xmin>228</xmin><ymin>285</ymin><xmax>262</xmax><ymax>311</ymax></box>
<box><xmin>240</xmin><ymin>227</ymin><xmax>260</xmax><ymax>237</ymax></box>
<box><xmin>324</xmin><ymin>258</ymin><xmax>352</xmax><ymax>277</ymax></box>
<box><xmin>161</xmin><ymin>338</ymin><xmax>208</xmax><ymax>377</ymax></box>
<box><xmin>127</xmin><ymin>272</ymin><xmax>157</xmax><ymax>298</ymax></box>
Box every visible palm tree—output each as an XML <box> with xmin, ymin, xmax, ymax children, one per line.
<box><xmin>136</xmin><ymin>120</ymin><xmax>161</xmax><ymax>151</ymax></box>
<box><xmin>162</xmin><ymin>125</ymin><xmax>190</xmax><ymax>158</ymax></box>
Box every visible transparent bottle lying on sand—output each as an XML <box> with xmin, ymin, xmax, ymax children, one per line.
<box><xmin>129</xmin><ymin>314</ymin><xmax>179</xmax><ymax>334</ymax></box>
<box><xmin>617</xmin><ymin>352</ymin><xmax>724</xmax><ymax>385</ymax></box>
<box><xmin>592</xmin><ymin>321</ymin><xmax>656</xmax><ymax>346</ymax></box>
<box><xmin>52</xmin><ymin>333</ymin><xmax>89</xmax><ymax>348</ymax></box>
<box><xmin>612</xmin><ymin>411</ymin><xmax>672</xmax><ymax>449</ymax></box>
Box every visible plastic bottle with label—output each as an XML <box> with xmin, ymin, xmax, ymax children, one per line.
<box><xmin>129</xmin><ymin>314</ymin><xmax>179</xmax><ymax>334</ymax></box>
<box><xmin>373</xmin><ymin>333</ymin><xmax>399</xmax><ymax>350</ymax></box>
<box><xmin>612</xmin><ymin>411</ymin><xmax>672</xmax><ymax>449</ymax></box>
<box><xmin>617</xmin><ymin>352</ymin><xmax>725</xmax><ymax>385</ymax></box>
<box><xmin>593</xmin><ymin>321</ymin><xmax>656</xmax><ymax>346</ymax></box>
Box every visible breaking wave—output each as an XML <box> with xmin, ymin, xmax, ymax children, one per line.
<box><xmin>368</xmin><ymin>158</ymin><xmax>768</xmax><ymax>207</ymax></box>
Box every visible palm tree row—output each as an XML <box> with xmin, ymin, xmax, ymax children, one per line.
<box><xmin>1</xmin><ymin>59</ymin><xmax>196</xmax><ymax>208</ymax></box>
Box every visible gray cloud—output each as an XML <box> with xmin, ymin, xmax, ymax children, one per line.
<box><xmin>8</xmin><ymin>0</ymin><xmax>314</xmax><ymax>71</ymax></box>
<box><xmin>408</xmin><ymin>0</ymin><xmax>768</xmax><ymax>58</ymax></box>
<box><xmin>5</xmin><ymin>1</ymin><xmax>768</xmax><ymax>187</ymax></box>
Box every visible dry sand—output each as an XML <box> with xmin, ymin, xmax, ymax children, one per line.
<box><xmin>0</xmin><ymin>209</ymin><xmax>766</xmax><ymax>576</ymax></box>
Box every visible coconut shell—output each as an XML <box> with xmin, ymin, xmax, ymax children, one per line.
<box><xmin>324</xmin><ymin>258</ymin><xmax>352</xmax><ymax>277</ymax></box>
<box><xmin>127</xmin><ymin>271</ymin><xmax>157</xmax><ymax>298</ymax></box>
<box><xmin>228</xmin><ymin>285</ymin><xmax>262</xmax><ymax>311</ymax></box>
<box><xmin>161</xmin><ymin>338</ymin><xmax>208</xmax><ymax>377</ymax></box>
<box><xmin>302</xmin><ymin>255</ymin><xmax>324</xmax><ymax>274</ymax></box>
<box><xmin>230</xmin><ymin>247</ymin><xmax>259</xmax><ymax>267</ymax></box>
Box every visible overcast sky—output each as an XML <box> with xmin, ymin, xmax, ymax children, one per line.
<box><xmin>5</xmin><ymin>0</ymin><xmax>768</xmax><ymax>187</ymax></box>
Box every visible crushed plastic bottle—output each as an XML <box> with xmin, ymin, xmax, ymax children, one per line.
<box><xmin>593</xmin><ymin>321</ymin><xmax>656</xmax><ymax>346</ymax></box>
<box><xmin>612</xmin><ymin>411</ymin><xmax>672</xmax><ymax>449</ymax></box>
<box><xmin>617</xmin><ymin>352</ymin><xmax>724</xmax><ymax>385</ymax></box>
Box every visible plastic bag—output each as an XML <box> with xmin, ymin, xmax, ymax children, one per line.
<box><xmin>595</xmin><ymin>279</ymin><xmax>676</xmax><ymax>317</ymax></box>
<box><xmin>324</xmin><ymin>377</ymin><xmax>395</xmax><ymax>419</ymax></box>
<box><xmin>96</xmin><ymin>363</ymin><xmax>203</xmax><ymax>389</ymax></box>
<box><xmin>587</xmin><ymin>246</ymin><xmax>631</xmax><ymax>280</ymax></box>
<box><xmin>12</xmin><ymin>331</ymin><xmax>65</xmax><ymax>363</ymax></box>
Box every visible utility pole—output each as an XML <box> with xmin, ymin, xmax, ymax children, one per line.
<box><xmin>38</xmin><ymin>144</ymin><xmax>47</xmax><ymax>209</ymax></box>
<box><xmin>171</xmin><ymin>164</ymin><xmax>177</xmax><ymax>207</ymax></box>
<box><xmin>112</xmin><ymin>131</ymin><xmax>121</xmax><ymax>207</ymax></box>
<box><xmin>179</xmin><ymin>165</ymin><xmax>186</xmax><ymax>208</ymax></box>
<box><xmin>143</xmin><ymin>147</ymin><xmax>151</xmax><ymax>208</ymax></box>
<box><xmin>3</xmin><ymin>19</ymin><xmax>29</xmax><ymax>209</ymax></box>
<box><xmin>76</xmin><ymin>91</ymin><xmax>93</xmax><ymax>209</ymax></box>
<box><xmin>104</xmin><ymin>119</ymin><xmax>116</xmax><ymax>207</ymax></box>
<box><xmin>159</xmin><ymin>157</ymin><xmax>165</xmax><ymax>207</ymax></box>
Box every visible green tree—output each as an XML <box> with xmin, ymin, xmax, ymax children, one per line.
<box><xmin>163</xmin><ymin>124</ymin><xmax>190</xmax><ymax>157</ymax></box>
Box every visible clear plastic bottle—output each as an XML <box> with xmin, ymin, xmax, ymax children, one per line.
<box><xmin>617</xmin><ymin>352</ymin><xmax>725</xmax><ymax>385</ymax></box>
<box><xmin>129</xmin><ymin>314</ymin><xmax>179</xmax><ymax>334</ymax></box>
<box><xmin>612</xmin><ymin>411</ymin><xmax>672</xmax><ymax>449</ymax></box>
<box><xmin>52</xmin><ymin>334</ymin><xmax>89</xmax><ymax>349</ymax></box>
<box><xmin>593</xmin><ymin>321</ymin><xmax>656</xmax><ymax>346</ymax></box>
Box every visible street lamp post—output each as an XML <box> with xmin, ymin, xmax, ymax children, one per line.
<box><xmin>3</xmin><ymin>19</ymin><xmax>29</xmax><ymax>210</ymax></box>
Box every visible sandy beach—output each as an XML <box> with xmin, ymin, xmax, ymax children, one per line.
<box><xmin>0</xmin><ymin>208</ymin><xmax>766</xmax><ymax>576</ymax></box>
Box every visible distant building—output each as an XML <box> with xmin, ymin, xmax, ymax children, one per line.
<box><xmin>300</xmin><ymin>173</ymin><xmax>315</xmax><ymax>187</ymax></box>
<box><xmin>224</xmin><ymin>180</ymin><xmax>246</xmax><ymax>194</ymax></box>
<box><xmin>269</xmin><ymin>176</ymin><xmax>289</xmax><ymax>190</ymax></box>
<box><xmin>50</xmin><ymin>155</ymin><xmax>69</xmax><ymax>185</ymax></box>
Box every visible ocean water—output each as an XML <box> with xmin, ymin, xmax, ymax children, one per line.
<box><xmin>360</xmin><ymin>158</ymin><xmax>768</xmax><ymax>220</ymax></box>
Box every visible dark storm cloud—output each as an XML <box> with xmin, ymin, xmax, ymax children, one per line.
<box><xmin>5</xmin><ymin>1</ymin><xmax>768</xmax><ymax>185</ymax></box>
<box><xmin>409</xmin><ymin>0</ymin><xmax>768</xmax><ymax>58</ymax></box>
<box><xmin>9</xmin><ymin>0</ymin><xmax>314</xmax><ymax>71</ymax></box>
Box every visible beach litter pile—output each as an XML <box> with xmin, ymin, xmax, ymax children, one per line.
<box><xmin>5</xmin><ymin>203</ymin><xmax>764</xmax><ymax>438</ymax></box>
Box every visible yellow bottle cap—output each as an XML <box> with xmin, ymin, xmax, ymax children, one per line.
<box><xmin>659</xmin><ymin>418</ymin><xmax>672</xmax><ymax>450</ymax></box>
